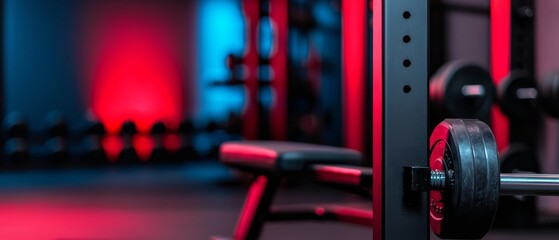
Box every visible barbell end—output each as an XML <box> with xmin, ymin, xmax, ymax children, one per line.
<box><xmin>461</xmin><ymin>84</ymin><xmax>486</xmax><ymax>97</ymax></box>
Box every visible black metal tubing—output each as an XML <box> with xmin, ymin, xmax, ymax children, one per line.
<box><xmin>233</xmin><ymin>175</ymin><xmax>281</xmax><ymax>240</ymax></box>
<box><xmin>507</xmin><ymin>0</ymin><xmax>538</xmax><ymax>146</ymax></box>
<box><xmin>429</xmin><ymin>0</ymin><xmax>447</xmax><ymax>76</ymax></box>
<box><xmin>310</xmin><ymin>164</ymin><xmax>372</xmax><ymax>189</ymax></box>
<box><xmin>0</xmin><ymin>0</ymin><xmax>3</xmax><ymax>128</ymax></box>
<box><xmin>373</xmin><ymin>0</ymin><xmax>429</xmax><ymax>239</ymax></box>
<box><xmin>510</xmin><ymin>0</ymin><xmax>534</xmax><ymax>76</ymax></box>
<box><xmin>230</xmin><ymin>164</ymin><xmax>372</xmax><ymax>240</ymax></box>
<box><xmin>268</xmin><ymin>205</ymin><xmax>373</xmax><ymax>227</ymax></box>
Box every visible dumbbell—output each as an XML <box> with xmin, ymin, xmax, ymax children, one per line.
<box><xmin>83</xmin><ymin>120</ymin><xmax>107</xmax><ymax>137</ymax></box>
<box><xmin>149</xmin><ymin>121</ymin><xmax>171</xmax><ymax>162</ymax></box>
<box><xmin>226</xmin><ymin>54</ymin><xmax>270</xmax><ymax>69</ymax></box>
<box><xmin>179</xmin><ymin>118</ymin><xmax>195</xmax><ymax>135</ymax></box>
<box><xmin>225</xmin><ymin>112</ymin><xmax>243</xmax><ymax>135</ymax></box>
<box><xmin>205</xmin><ymin>120</ymin><xmax>222</xmax><ymax>158</ymax></box>
<box><xmin>3</xmin><ymin>138</ymin><xmax>29</xmax><ymax>169</ymax></box>
<box><xmin>118</xmin><ymin>121</ymin><xmax>139</xmax><ymax>164</ymax></box>
<box><xmin>287</xmin><ymin>5</ymin><xmax>338</xmax><ymax>33</ymax></box>
<box><xmin>178</xmin><ymin>118</ymin><xmax>198</xmax><ymax>160</ymax></box>
<box><xmin>2</xmin><ymin>112</ymin><xmax>30</xmax><ymax>168</ymax></box>
<box><xmin>497</xmin><ymin>71</ymin><xmax>538</xmax><ymax>118</ymax></box>
<box><xmin>429</xmin><ymin>61</ymin><xmax>496</xmax><ymax>126</ymax></box>
<box><xmin>493</xmin><ymin>71</ymin><xmax>549</xmax><ymax>227</ymax></box>
<box><xmin>498</xmin><ymin>70</ymin><xmax>559</xmax><ymax>118</ymax></box>
<box><xmin>408</xmin><ymin>119</ymin><xmax>559</xmax><ymax>239</ymax></box>
<box><xmin>226</xmin><ymin>53</ymin><xmax>242</xmax><ymax>69</ymax></box>
<box><xmin>205</xmin><ymin>120</ymin><xmax>219</xmax><ymax>133</ymax></box>
<box><xmin>539</xmin><ymin>71</ymin><xmax>559</xmax><ymax>117</ymax></box>
<box><xmin>41</xmin><ymin>112</ymin><xmax>70</xmax><ymax>168</ymax></box>
<box><xmin>3</xmin><ymin>112</ymin><xmax>29</xmax><ymax>139</ymax></box>
<box><xmin>225</xmin><ymin>54</ymin><xmax>271</xmax><ymax>74</ymax></box>
<box><xmin>210</xmin><ymin>54</ymin><xmax>272</xmax><ymax>87</ymax></box>
<box><xmin>72</xmin><ymin>119</ymin><xmax>107</xmax><ymax>166</ymax></box>
<box><xmin>289</xmin><ymin>8</ymin><xmax>316</xmax><ymax>32</ymax></box>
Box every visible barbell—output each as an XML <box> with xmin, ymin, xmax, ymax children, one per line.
<box><xmin>425</xmin><ymin>119</ymin><xmax>559</xmax><ymax>239</ymax></box>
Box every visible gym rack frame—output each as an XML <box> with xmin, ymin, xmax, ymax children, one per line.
<box><xmin>372</xmin><ymin>0</ymin><xmax>429</xmax><ymax>239</ymax></box>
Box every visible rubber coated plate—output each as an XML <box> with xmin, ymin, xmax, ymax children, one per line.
<box><xmin>429</xmin><ymin>119</ymin><xmax>500</xmax><ymax>239</ymax></box>
<box><xmin>430</xmin><ymin>61</ymin><xmax>496</xmax><ymax>119</ymax></box>
<box><xmin>494</xmin><ymin>144</ymin><xmax>538</xmax><ymax>227</ymax></box>
<box><xmin>497</xmin><ymin>71</ymin><xmax>538</xmax><ymax>118</ymax></box>
<box><xmin>540</xmin><ymin>71</ymin><xmax>559</xmax><ymax>118</ymax></box>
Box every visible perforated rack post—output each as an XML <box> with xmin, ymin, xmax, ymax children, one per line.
<box><xmin>372</xmin><ymin>0</ymin><xmax>429</xmax><ymax>239</ymax></box>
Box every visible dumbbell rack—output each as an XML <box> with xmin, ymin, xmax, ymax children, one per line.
<box><xmin>228</xmin><ymin>0</ymin><xmax>290</xmax><ymax>141</ymax></box>
<box><xmin>491</xmin><ymin>0</ymin><xmax>538</xmax><ymax>227</ymax></box>
<box><xmin>372</xmin><ymin>0</ymin><xmax>429</xmax><ymax>239</ymax></box>
<box><xmin>268</xmin><ymin>0</ymin><xmax>288</xmax><ymax>141</ymax></box>
<box><xmin>491</xmin><ymin>0</ymin><xmax>537</xmax><ymax>150</ymax></box>
<box><xmin>241</xmin><ymin>0</ymin><xmax>261</xmax><ymax>140</ymax></box>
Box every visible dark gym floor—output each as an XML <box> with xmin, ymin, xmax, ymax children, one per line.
<box><xmin>0</xmin><ymin>162</ymin><xmax>558</xmax><ymax>240</ymax></box>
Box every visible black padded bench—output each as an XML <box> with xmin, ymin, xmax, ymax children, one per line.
<box><xmin>220</xmin><ymin>141</ymin><xmax>363</xmax><ymax>172</ymax></box>
<box><xmin>219</xmin><ymin>141</ymin><xmax>373</xmax><ymax>240</ymax></box>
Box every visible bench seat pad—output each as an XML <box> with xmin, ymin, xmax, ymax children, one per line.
<box><xmin>220</xmin><ymin>141</ymin><xmax>362</xmax><ymax>173</ymax></box>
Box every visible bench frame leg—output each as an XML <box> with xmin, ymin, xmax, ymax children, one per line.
<box><xmin>233</xmin><ymin>175</ymin><xmax>281</xmax><ymax>240</ymax></box>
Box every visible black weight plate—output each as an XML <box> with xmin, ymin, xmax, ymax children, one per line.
<box><xmin>3</xmin><ymin>138</ymin><xmax>30</xmax><ymax>169</ymax></box>
<box><xmin>497</xmin><ymin>71</ymin><xmax>539</xmax><ymax>118</ymax></box>
<box><xmin>539</xmin><ymin>71</ymin><xmax>559</xmax><ymax>118</ymax></box>
<box><xmin>494</xmin><ymin>144</ymin><xmax>539</xmax><ymax>228</ymax></box>
<box><xmin>430</xmin><ymin>61</ymin><xmax>496</xmax><ymax>119</ymax></box>
<box><xmin>500</xmin><ymin>144</ymin><xmax>539</xmax><ymax>174</ymax></box>
<box><xmin>3</xmin><ymin>112</ymin><xmax>29</xmax><ymax>139</ymax></box>
<box><xmin>430</xmin><ymin>119</ymin><xmax>500</xmax><ymax>239</ymax></box>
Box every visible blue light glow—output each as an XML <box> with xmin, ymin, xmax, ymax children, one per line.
<box><xmin>197</xmin><ymin>0</ymin><xmax>245</xmax><ymax>123</ymax></box>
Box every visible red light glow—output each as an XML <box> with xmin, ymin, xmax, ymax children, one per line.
<box><xmin>490</xmin><ymin>0</ymin><xmax>511</xmax><ymax>151</ymax></box>
<box><xmin>163</xmin><ymin>134</ymin><xmax>182</xmax><ymax>152</ymax></box>
<box><xmin>342</xmin><ymin>0</ymin><xmax>366</xmax><ymax>152</ymax></box>
<box><xmin>269</xmin><ymin>0</ymin><xmax>288</xmax><ymax>141</ymax></box>
<box><xmin>0</xmin><ymin>202</ymin><xmax>150</xmax><ymax>239</ymax></box>
<box><xmin>82</xmin><ymin>2</ymin><xmax>185</xmax><ymax>134</ymax></box>
<box><xmin>242</xmin><ymin>0</ymin><xmax>260</xmax><ymax>140</ymax></box>
<box><xmin>133</xmin><ymin>135</ymin><xmax>155</xmax><ymax>161</ymax></box>
<box><xmin>372</xmin><ymin>0</ymin><xmax>384</xmax><ymax>239</ymax></box>
<box><xmin>101</xmin><ymin>136</ymin><xmax>123</xmax><ymax>162</ymax></box>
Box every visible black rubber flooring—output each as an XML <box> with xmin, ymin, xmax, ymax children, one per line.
<box><xmin>0</xmin><ymin>162</ymin><xmax>557</xmax><ymax>239</ymax></box>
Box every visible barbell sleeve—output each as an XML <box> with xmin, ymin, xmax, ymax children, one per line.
<box><xmin>500</xmin><ymin>173</ymin><xmax>559</xmax><ymax>196</ymax></box>
<box><xmin>515</xmin><ymin>87</ymin><xmax>538</xmax><ymax>100</ymax></box>
<box><xmin>428</xmin><ymin>171</ymin><xmax>559</xmax><ymax>196</ymax></box>
<box><xmin>461</xmin><ymin>84</ymin><xmax>485</xmax><ymax>97</ymax></box>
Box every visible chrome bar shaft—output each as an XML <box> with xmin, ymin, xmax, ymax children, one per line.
<box><xmin>500</xmin><ymin>173</ymin><xmax>559</xmax><ymax>196</ymax></box>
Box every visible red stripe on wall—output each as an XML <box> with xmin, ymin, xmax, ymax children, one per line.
<box><xmin>242</xmin><ymin>0</ymin><xmax>260</xmax><ymax>140</ymax></box>
<box><xmin>269</xmin><ymin>0</ymin><xmax>288</xmax><ymax>141</ymax></box>
<box><xmin>372</xmin><ymin>0</ymin><xmax>384</xmax><ymax>239</ymax></box>
<box><xmin>342</xmin><ymin>0</ymin><xmax>367</xmax><ymax>152</ymax></box>
<box><xmin>490</xmin><ymin>0</ymin><xmax>511</xmax><ymax>151</ymax></box>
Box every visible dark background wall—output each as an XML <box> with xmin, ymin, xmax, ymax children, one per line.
<box><xmin>3</xmin><ymin>0</ymin><xmax>341</xmax><ymax>145</ymax></box>
<box><xmin>445</xmin><ymin>0</ymin><xmax>490</xmax><ymax>67</ymax></box>
<box><xmin>5</xmin><ymin>0</ymin><xmax>83</xmax><ymax>128</ymax></box>
<box><xmin>535</xmin><ymin>0</ymin><xmax>559</xmax><ymax>214</ymax></box>
<box><xmin>4</xmin><ymin>0</ymin><xmax>198</xmax><ymax>132</ymax></box>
